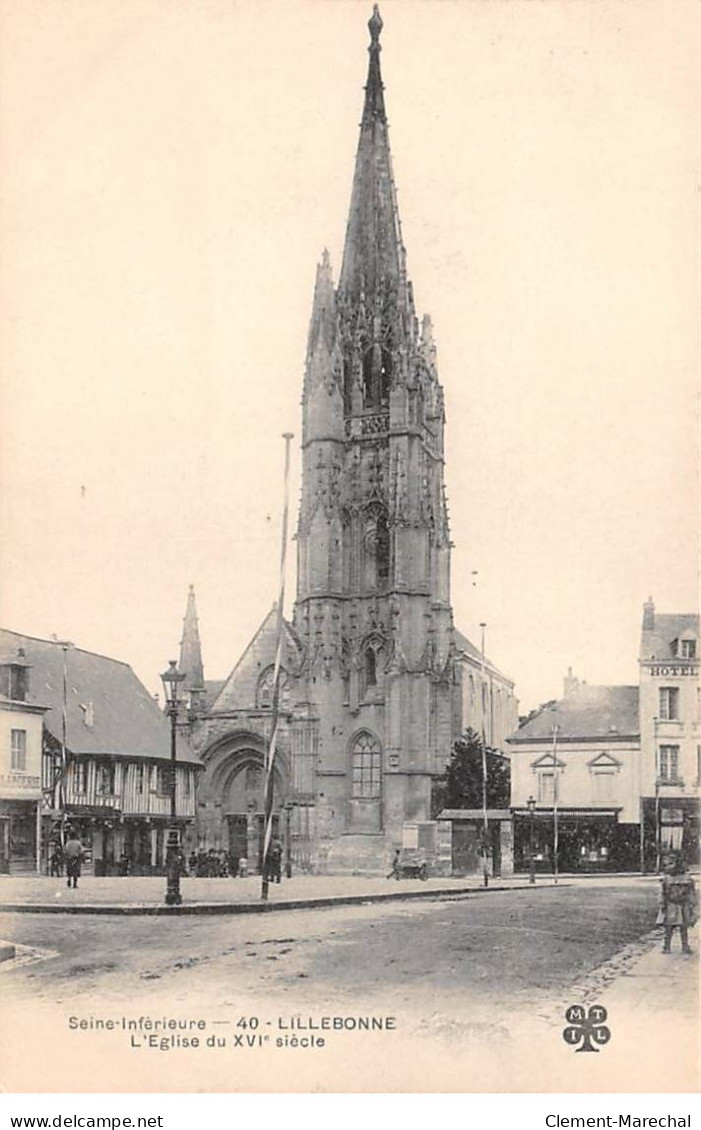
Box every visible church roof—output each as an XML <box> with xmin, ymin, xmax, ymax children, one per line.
<box><xmin>509</xmin><ymin>685</ymin><xmax>639</xmax><ymax>744</ymax></box>
<box><xmin>0</xmin><ymin>628</ymin><xmax>201</xmax><ymax>764</ymax></box>
<box><xmin>203</xmin><ymin>680</ymin><xmax>226</xmax><ymax>708</ymax></box>
<box><xmin>209</xmin><ymin>606</ymin><xmax>303</xmax><ymax>712</ymax></box>
<box><xmin>453</xmin><ymin>628</ymin><xmax>514</xmax><ymax>686</ymax></box>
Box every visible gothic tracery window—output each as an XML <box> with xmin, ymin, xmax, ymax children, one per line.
<box><xmin>362</xmin><ymin>349</ymin><xmax>374</xmax><ymax>406</ymax></box>
<box><xmin>350</xmin><ymin>731</ymin><xmax>382</xmax><ymax>800</ymax></box>
<box><xmin>376</xmin><ymin>512</ymin><xmax>390</xmax><ymax>585</ymax></box>
<box><xmin>362</xmin><ymin>636</ymin><xmax>386</xmax><ymax>699</ymax></box>
<box><xmin>257</xmin><ymin>665</ymin><xmax>290</xmax><ymax>710</ymax></box>
<box><xmin>363</xmin><ymin>507</ymin><xmax>390</xmax><ymax>591</ymax></box>
<box><xmin>365</xmin><ymin>647</ymin><xmax>377</xmax><ymax>689</ymax></box>
<box><xmin>362</xmin><ymin>346</ymin><xmax>392</xmax><ymax>409</ymax></box>
<box><xmin>343</xmin><ymin>356</ymin><xmax>355</xmax><ymax>414</ymax></box>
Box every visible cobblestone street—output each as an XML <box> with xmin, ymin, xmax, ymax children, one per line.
<box><xmin>1</xmin><ymin>879</ymin><xmax>696</xmax><ymax>1092</ymax></box>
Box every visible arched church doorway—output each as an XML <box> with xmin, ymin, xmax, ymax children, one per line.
<box><xmin>200</xmin><ymin>733</ymin><xmax>289</xmax><ymax>874</ymax></box>
<box><xmin>222</xmin><ymin>755</ymin><xmax>286</xmax><ymax>873</ymax></box>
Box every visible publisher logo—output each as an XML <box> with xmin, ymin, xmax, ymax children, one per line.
<box><xmin>562</xmin><ymin>1004</ymin><xmax>611</xmax><ymax>1053</ymax></box>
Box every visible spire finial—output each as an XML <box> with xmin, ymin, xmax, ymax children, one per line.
<box><xmin>368</xmin><ymin>4</ymin><xmax>383</xmax><ymax>47</ymax></box>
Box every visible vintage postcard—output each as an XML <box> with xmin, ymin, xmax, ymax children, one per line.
<box><xmin>0</xmin><ymin>0</ymin><xmax>698</xmax><ymax>1095</ymax></box>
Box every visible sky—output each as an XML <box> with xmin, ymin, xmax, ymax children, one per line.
<box><xmin>0</xmin><ymin>0</ymin><xmax>697</xmax><ymax>714</ymax></box>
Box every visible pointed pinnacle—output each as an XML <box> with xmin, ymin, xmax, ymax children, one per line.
<box><xmin>369</xmin><ymin>4</ymin><xmax>383</xmax><ymax>46</ymax></box>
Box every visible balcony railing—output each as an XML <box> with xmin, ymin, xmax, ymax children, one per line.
<box><xmin>345</xmin><ymin>413</ymin><xmax>389</xmax><ymax>439</ymax></box>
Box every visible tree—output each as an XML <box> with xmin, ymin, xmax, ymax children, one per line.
<box><xmin>518</xmin><ymin>700</ymin><xmax>556</xmax><ymax>729</ymax></box>
<box><xmin>432</xmin><ymin>728</ymin><xmax>510</xmax><ymax>817</ymax></box>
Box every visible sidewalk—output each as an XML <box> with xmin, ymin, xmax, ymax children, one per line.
<box><xmin>0</xmin><ymin>870</ymin><xmax>656</xmax><ymax>916</ymax></box>
<box><xmin>597</xmin><ymin>923</ymin><xmax>700</xmax><ymax>1019</ymax></box>
<box><xmin>0</xmin><ymin>872</ymin><xmax>571</xmax><ymax>915</ymax></box>
<box><xmin>571</xmin><ymin>923</ymin><xmax>699</xmax><ymax>1087</ymax></box>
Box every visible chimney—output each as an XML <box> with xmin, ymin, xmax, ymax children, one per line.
<box><xmin>643</xmin><ymin>597</ymin><xmax>655</xmax><ymax>631</ymax></box>
<box><xmin>564</xmin><ymin>667</ymin><xmax>579</xmax><ymax>697</ymax></box>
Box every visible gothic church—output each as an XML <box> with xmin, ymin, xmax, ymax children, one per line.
<box><xmin>175</xmin><ymin>7</ymin><xmax>518</xmax><ymax>873</ymax></box>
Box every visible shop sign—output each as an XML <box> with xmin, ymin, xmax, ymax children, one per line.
<box><xmin>402</xmin><ymin>823</ymin><xmax>419</xmax><ymax>848</ymax></box>
<box><xmin>0</xmin><ymin>772</ymin><xmax>41</xmax><ymax>796</ymax></box>
<box><xmin>436</xmin><ymin>820</ymin><xmax>452</xmax><ymax>865</ymax></box>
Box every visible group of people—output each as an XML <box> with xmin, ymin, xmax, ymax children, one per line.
<box><xmin>184</xmin><ymin>836</ymin><xmax>285</xmax><ymax>880</ymax></box>
<box><xmin>48</xmin><ymin>837</ymin><xmax>287</xmax><ymax>883</ymax></box>
<box><xmin>186</xmin><ymin>849</ymin><xmax>246</xmax><ymax>878</ymax></box>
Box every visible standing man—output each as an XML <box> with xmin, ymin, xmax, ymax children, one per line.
<box><xmin>657</xmin><ymin>852</ymin><xmax>697</xmax><ymax>954</ymax></box>
<box><xmin>268</xmin><ymin>836</ymin><xmax>284</xmax><ymax>884</ymax></box>
<box><xmin>63</xmin><ymin>831</ymin><xmax>84</xmax><ymax>890</ymax></box>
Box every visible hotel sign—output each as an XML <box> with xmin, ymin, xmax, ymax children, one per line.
<box><xmin>647</xmin><ymin>665</ymin><xmax>698</xmax><ymax>678</ymax></box>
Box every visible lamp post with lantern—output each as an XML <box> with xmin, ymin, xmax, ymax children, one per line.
<box><xmin>527</xmin><ymin>795</ymin><xmax>537</xmax><ymax>885</ymax></box>
<box><xmin>160</xmin><ymin>660</ymin><xmax>186</xmax><ymax>906</ymax></box>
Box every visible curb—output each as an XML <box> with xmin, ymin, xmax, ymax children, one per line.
<box><xmin>0</xmin><ymin>881</ymin><xmax>565</xmax><ymax>917</ymax></box>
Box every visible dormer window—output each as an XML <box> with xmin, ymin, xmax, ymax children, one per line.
<box><xmin>680</xmin><ymin>639</ymin><xmax>696</xmax><ymax>660</ymax></box>
<box><xmin>79</xmin><ymin>702</ymin><xmax>94</xmax><ymax>728</ymax></box>
<box><xmin>0</xmin><ymin>650</ymin><xmax>30</xmax><ymax>702</ymax></box>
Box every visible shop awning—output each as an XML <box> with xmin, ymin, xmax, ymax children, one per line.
<box><xmin>512</xmin><ymin>807</ymin><xmax>620</xmax><ymax>818</ymax></box>
<box><xmin>64</xmin><ymin>804</ymin><xmax>120</xmax><ymax>818</ymax></box>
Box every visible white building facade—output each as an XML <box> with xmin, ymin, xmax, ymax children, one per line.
<box><xmin>508</xmin><ymin>599</ymin><xmax>700</xmax><ymax>873</ymax></box>
<box><xmin>0</xmin><ymin>648</ymin><xmax>47</xmax><ymax>873</ymax></box>
<box><xmin>638</xmin><ymin>600</ymin><xmax>699</xmax><ymax>869</ymax></box>
<box><xmin>508</xmin><ymin>684</ymin><xmax>641</xmax><ymax>872</ymax></box>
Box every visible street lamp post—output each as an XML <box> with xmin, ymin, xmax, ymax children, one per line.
<box><xmin>479</xmin><ymin>622</ymin><xmax>489</xmax><ymax>889</ymax></box>
<box><xmin>284</xmin><ymin>801</ymin><xmax>294</xmax><ymax>879</ymax></box>
<box><xmin>160</xmin><ymin>660</ymin><xmax>186</xmax><ymax>907</ymax></box>
<box><xmin>527</xmin><ymin>795</ymin><xmax>536</xmax><ymax>885</ymax></box>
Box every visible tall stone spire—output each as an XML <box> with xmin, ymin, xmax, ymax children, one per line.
<box><xmin>289</xmin><ymin>3</ymin><xmax>456</xmax><ymax>869</ymax></box>
<box><xmin>338</xmin><ymin>5</ymin><xmax>408</xmax><ymax>312</ymax></box>
<box><xmin>179</xmin><ymin>584</ymin><xmax>205</xmax><ymax>701</ymax></box>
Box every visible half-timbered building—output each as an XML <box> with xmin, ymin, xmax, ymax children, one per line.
<box><xmin>0</xmin><ymin>629</ymin><xmax>200</xmax><ymax>874</ymax></box>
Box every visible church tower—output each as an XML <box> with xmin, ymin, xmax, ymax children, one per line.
<box><xmin>292</xmin><ymin>5</ymin><xmax>454</xmax><ymax>868</ymax></box>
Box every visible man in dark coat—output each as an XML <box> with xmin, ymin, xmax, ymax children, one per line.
<box><xmin>267</xmin><ymin>836</ymin><xmax>283</xmax><ymax>883</ymax></box>
<box><xmin>63</xmin><ymin>833</ymin><xmax>84</xmax><ymax>890</ymax></box>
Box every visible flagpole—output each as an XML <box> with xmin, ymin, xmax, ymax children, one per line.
<box><xmin>653</xmin><ymin>716</ymin><xmax>660</xmax><ymax>873</ymax></box>
<box><xmin>59</xmin><ymin>643</ymin><xmax>69</xmax><ymax>848</ymax></box>
<box><xmin>261</xmin><ymin>433</ymin><xmax>294</xmax><ymax>902</ymax></box>
<box><xmin>480</xmin><ymin>622</ymin><xmax>489</xmax><ymax>889</ymax></box>
<box><xmin>552</xmin><ymin>722</ymin><xmax>559</xmax><ymax>885</ymax></box>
